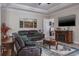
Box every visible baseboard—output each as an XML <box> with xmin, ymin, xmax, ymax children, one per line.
<box><xmin>73</xmin><ymin>41</ymin><xmax>79</xmax><ymax>44</ymax></box>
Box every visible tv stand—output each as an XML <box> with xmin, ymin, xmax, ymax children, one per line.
<box><xmin>55</xmin><ymin>30</ymin><xmax>73</xmax><ymax>44</ymax></box>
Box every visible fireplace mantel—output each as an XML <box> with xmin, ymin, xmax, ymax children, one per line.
<box><xmin>55</xmin><ymin>30</ymin><xmax>73</xmax><ymax>44</ymax></box>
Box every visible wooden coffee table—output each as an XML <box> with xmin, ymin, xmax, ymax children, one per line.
<box><xmin>43</xmin><ymin>39</ymin><xmax>58</xmax><ymax>50</ymax></box>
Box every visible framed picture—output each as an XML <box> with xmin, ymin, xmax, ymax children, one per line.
<box><xmin>24</xmin><ymin>21</ymin><xmax>34</xmax><ymax>28</ymax></box>
<box><xmin>20</xmin><ymin>19</ymin><xmax>37</xmax><ymax>28</ymax></box>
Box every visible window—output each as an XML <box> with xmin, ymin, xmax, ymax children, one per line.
<box><xmin>20</xmin><ymin>21</ymin><xmax>23</xmax><ymax>28</ymax></box>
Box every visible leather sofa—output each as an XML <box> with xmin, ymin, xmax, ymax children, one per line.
<box><xmin>18</xmin><ymin>30</ymin><xmax>44</xmax><ymax>41</ymax></box>
<box><xmin>13</xmin><ymin>33</ymin><xmax>42</xmax><ymax>56</ymax></box>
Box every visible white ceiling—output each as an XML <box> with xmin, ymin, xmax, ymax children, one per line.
<box><xmin>19</xmin><ymin>3</ymin><xmax>60</xmax><ymax>10</ymax></box>
<box><xmin>1</xmin><ymin>3</ymin><xmax>79</xmax><ymax>15</ymax></box>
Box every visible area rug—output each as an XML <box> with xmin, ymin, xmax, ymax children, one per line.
<box><xmin>42</xmin><ymin>44</ymin><xmax>78</xmax><ymax>56</ymax></box>
<box><xmin>50</xmin><ymin>44</ymin><xmax>77</xmax><ymax>56</ymax></box>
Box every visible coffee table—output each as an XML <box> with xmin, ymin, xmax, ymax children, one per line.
<box><xmin>43</xmin><ymin>39</ymin><xmax>58</xmax><ymax>50</ymax></box>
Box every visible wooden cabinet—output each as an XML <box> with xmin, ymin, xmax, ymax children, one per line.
<box><xmin>55</xmin><ymin>31</ymin><xmax>73</xmax><ymax>44</ymax></box>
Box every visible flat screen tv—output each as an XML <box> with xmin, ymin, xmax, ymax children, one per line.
<box><xmin>58</xmin><ymin>15</ymin><xmax>76</xmax><ymax>26</ymax></box>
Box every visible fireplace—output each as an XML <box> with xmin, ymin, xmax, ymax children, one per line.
<box><xmin>55</xmin><ymin>31</ymin><xmax>73</xmax><ymax>43</ymax></box>
<box><xmin>57</xmin><ymin>34</ymin><xmax>65</xmax><ymax>42</ymax></box>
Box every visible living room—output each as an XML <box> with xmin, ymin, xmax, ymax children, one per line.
<box><xmin>1</xmin><ymin>3</ymin><xmax>79</xmax><ymax>56</ymax></box>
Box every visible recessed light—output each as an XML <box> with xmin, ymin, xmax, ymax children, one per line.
<box><xmin>38</xmin><ymin>3</ymin><xmax>51</xmax><ymax>5</ymax></box>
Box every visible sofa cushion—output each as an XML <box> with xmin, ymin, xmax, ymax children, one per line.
<box><xmin>25</xmin><ymin>41</ymin><xmax>36</xmax><ymax>46</ymax></box>
<box><xmin>20</xmin><ymin>35</ymin><xmax>36</xmax><ymax>46</ymax></box>
<box><xmin>20</xmin><ymin>35</ymin><xmax>29</xmax><ymax>42</ymax></box>
<box><xmin>18</xmin><ymin>30</ymin><xmax>44</xmax><ymax>41</ymax></box>
<box><xmin>18</xmin><ymin>47</ymin><xmax>41</xmax><ymax>56</ymax></box>
<box><xmin>18</xmin><ymin>31</ymin><xmax>28</xmax><ymax>35</ymax></box>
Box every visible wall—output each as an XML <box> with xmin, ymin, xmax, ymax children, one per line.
<box><xmin>0</xmin><ymin>7</ymin><xmax>1</xmax><ymax>46</ymax></box>
<box><xmin>4</xmin><ymin>8</ymin><xmax>47</xmax><ymax>34</ymax></box>
<box><xmin>50</xmin><ymin>5</ymin><xmax>79</xmax><ymax>44</ymax></box>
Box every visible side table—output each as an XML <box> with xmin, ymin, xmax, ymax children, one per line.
<box><xmin>1</xmin><ymin>36</ymin><xmax>14</xmax><ymax>56</ymax></box>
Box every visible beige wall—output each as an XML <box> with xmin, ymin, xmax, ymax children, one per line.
<box><xmin>4</xmin><ymin>8</ymin><xmax>47</xmax><ymax>34</ymax></box>
<box><xmin>0</xmin><ymin>6</ymin><xmax>1</xmax><ymax>45</ymax></box>
<box><xmin>50</xmin><ymin>5</ymin><xmax>79</xmax><ymax>44</ymax></box>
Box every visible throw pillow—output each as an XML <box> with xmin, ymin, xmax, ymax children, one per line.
<box><xmin>20</xmin><ymin>35</ymin><xmax>29</xmax><ymax>43</ymax></box>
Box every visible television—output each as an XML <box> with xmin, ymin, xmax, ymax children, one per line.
<box><xmin>58</xmin><ymin>15</ymin><xmax>76</xmax><ymax>26</ymax></box>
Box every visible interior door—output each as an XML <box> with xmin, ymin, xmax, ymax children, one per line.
<box><xmin>43</xmin><ymin>19</ymin><xmax>51</xmax><ymax>39</ymax></box>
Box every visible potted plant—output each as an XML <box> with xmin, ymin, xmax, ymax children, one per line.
<box><xmin>1</xmin><ymin>23</ymin><xmax>10</xmax><ymax>41</ymax></box>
